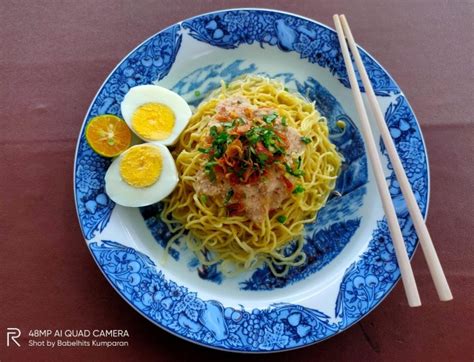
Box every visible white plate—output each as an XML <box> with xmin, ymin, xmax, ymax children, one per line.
<box><xmin>74</xmin><ymin>8</ymin><xmax>429</xmax><ymax>352</ymax></box>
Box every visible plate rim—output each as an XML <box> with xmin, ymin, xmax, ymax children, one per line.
<box><xmin>73</xmin><ymin>7</ymin><xmax>430</xmax><ymax>353</ymax></box>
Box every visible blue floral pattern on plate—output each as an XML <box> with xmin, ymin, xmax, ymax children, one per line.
<box><xmin>74</xmin><ymin>9</ymin><xmax>429</xmax><ymax>352</ymax></box>
<box><xmin>182</xmin><ymin>10</ymin><xmax>398</xmax><ymax>96</ymax></box>
<box><xmin>90</xmin><ymin>240</ymin><xmax>340</xmax><ymax>351</ymax></box>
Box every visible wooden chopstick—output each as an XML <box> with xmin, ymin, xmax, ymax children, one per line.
<box><xmin>333</xmin><ymin>14</ymin><xmax>421</xmax><ymax>307</ymax></box>
<box><xmin>339</xmin><ymin>14</ymin><xmax>453</xmax><ymax>302</ymax></box>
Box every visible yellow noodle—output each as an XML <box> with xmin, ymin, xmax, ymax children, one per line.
<box><xmin>162</xmin><ymin>75</ymin><xmax>341</xmax><ymax>276</ymax></box>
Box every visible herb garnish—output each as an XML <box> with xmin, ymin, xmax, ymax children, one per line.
<box><xmin>199</xmin><ymin>194</ymin><xmax>208</xmax><ymax>204</ymax></box>
<box><xmin>292</xmin><ymin>185</ymin><xmax>305</xmax><ymax>194</ymax></box>
<box><xmin>284</xmin><ymin>157</ymin><xmax>305</xmax><ymax>177</ymax></box>
<box><xmin>224</xmin><ymin>189</ymin><xmax>234</xmax><ymax>204</ymax></box>
<box><xmin>262</xmin><ymin>112</ymin><xmax>278</xmax><ymax>124</ymax></box>
<box><xmin>201</xmin><ymin>111</ymin><xmax>292</xmax><ymax>184</ymax></box>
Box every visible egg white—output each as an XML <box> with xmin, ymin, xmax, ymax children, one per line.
<box><xmin>105</xmin><ymin>143</ymin><xmax>178</xmax><ymax>207</ymax></box>
<box><xmin>121</xmin><ymin>85</ymin><xmax>191</xmax><ymax>146</ymax></box>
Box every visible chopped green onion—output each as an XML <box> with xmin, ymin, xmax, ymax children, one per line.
<box><xmin>222</xmin><ymin>121</ymin><xmax>234</xmax><ymax>128</ymax></box>
<box><xmin>292</xmin><ymin>185</ymin><xmax>305</xmax><ymax>194</ymax></box>
<box><xmin>205</xmin><ymin>161</ymin><xmax>218</xmax><ymax>169</ymax></box>
<box><xmin>199</xmin><ymin>194</ymin><xmax>208</xmax><ymax>204</ymax></box>
<box><xmin>263</xmin><ymin>112</ymin><xmax>278</xmax><ymax>123</ymax></box>
<box><xmin>224</xmin><ymin>189</ymin><xmax>234</xmax><ymax>204</ymax></box>
<box><xmin>273</xmin><ymin>148</ymin><xmax>284</xmax><ymax>156</ymax></box>
<box><xmin>284</xmin><ymin>162</ymin><xmax>305</xmax><ymax>177</ymax></box>
<box><xmin>257</xmin><ymin>153</ymin><xmax>268</xmax><ymax>166</ymax></box>
<box><xmin>205</xmin><ymin>168</ymin><xmax>216</xmax><ymax>182</ymax></box>
<box><xmin>281</xmin><ymin>116</ymin><xmax>287</xmax><ymax>126</ymax></box>
<box><xmin>210</xmin><ymin>126</ymin><xmax>218</xmax><ymax>138</ymax></box>
<box><xmin>263</xmin><ymin>131</ymin><xmax>274</xmax><ymax>148</ymax></box>
<box><xmin>204</xmin><ymin>161</ymin><xmax>217</xmax><ymax>181</ymax></box>
<box><xmin>284</xmin><ymin>87</ymin><xmax>289</xmax><ymax>92</ymax></box>
<box><xmin>194</xmin><ymin>90</ymin><xmax>201</xmax><ymax>97</ymax></box>
<box><xmin>246</xmin><ymin>128</ymin><xmax>261</xmax><ymax>145</ymax></box>
<box><xmin>277</xmin><ymin>215</ymin><xmax>287</xmax><ymax>223</ymax></box>
<box><xmin>215</xmin><ymin>132</ymin><xmax>229</xmax><ymax>144</ymax></box>
<box><xmin>293</xmin><ymin>169</ymin><xmax>305</xmax><ymax>177</ymax></box>
<box><xmin>301</xmin><ymin>136</ymin><xmax>311</xmax><ymax>144</ymax></box>
<box><xmin>198</xmin><ymin>147</ymin><xmax>210</xmax><ymax>154</ymax></box>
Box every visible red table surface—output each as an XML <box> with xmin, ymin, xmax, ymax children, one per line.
<box><xmin>1</xmin><ymin>0</ymin><xmax>473</xmax><ymax>361</ymax></box>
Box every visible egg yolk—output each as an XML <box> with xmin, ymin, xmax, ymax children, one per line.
<box><xmin>119</xmin><ymin>145</ymin><xmax>162</xmax><ymax>188</ymax></box>
<box><xmin>131</xmin><ymin>103</ymin><xmax>175</xmax><ymax>140</ymax></box>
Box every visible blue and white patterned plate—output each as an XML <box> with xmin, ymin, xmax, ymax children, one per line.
<box><xmin>74</xmin><ymin>9</ymin><xmax>429</xmax><ymax>352</ymax></box>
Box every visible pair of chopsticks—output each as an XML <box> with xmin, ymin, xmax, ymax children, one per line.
<box><xmin>333</xmin><ymin>15</ymin><xmax>452</xmax><ymax>307</ymax></box>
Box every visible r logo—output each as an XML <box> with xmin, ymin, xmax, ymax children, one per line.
<box><xmin>6</xmin><ymin>328</ymin><xmax>21</xmax><ymax>347</ymax></box>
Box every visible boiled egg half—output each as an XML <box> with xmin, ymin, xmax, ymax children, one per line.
<box><xmin>121</xmin><ymin>85</ymin><xmax>191</xmax><ymax>146</ymax></box>
<box><xmin>105</xmin><ymin>143</ymin><xmax>178</xmax><ymax>207</ymax></box>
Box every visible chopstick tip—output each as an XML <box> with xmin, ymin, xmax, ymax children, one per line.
<box><xmin>439</xmin><ymin>291</ymin><xmax>453</xmax><ymax>302</ymax></box>
<box><xmin>340</xmin><ymin>14</ymin><xmax>348</xmax><ymax>27</ymax></box>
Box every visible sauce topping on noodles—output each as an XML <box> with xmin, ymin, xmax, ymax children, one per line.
<box><xmin>193</xmin><ymin>96</ymin><xmax>306</xmax><ymax>223</ymax></box>
<box><xmin>162</xmin><ymin>75</ymin><xmax>341</xmax><ymax>276</ymax></box>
